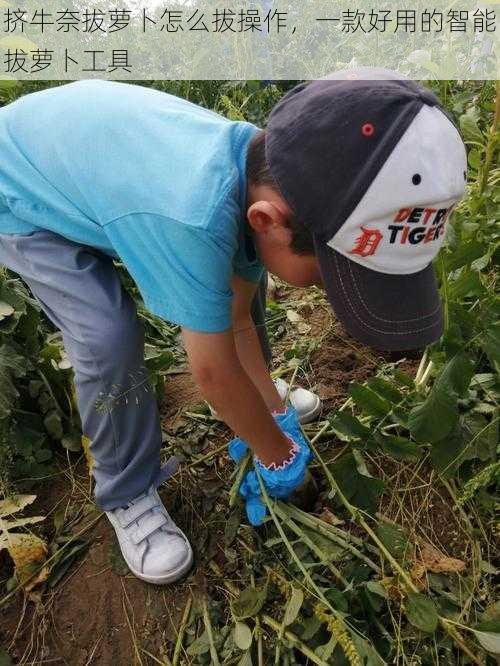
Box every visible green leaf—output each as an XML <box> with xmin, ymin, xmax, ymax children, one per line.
<box><xmin>299</xmin><ymin>615</ymin><xmax>322</xmax><ymax>640</ymax></box>
<box><xmin>459</xmin><ymin>110</ymin><xmax>484</xmax><ymax>144</ymax></box>
<box><xmin>330</xmin><ymin>453</ymin><xmax>384</xmax><ymax>514</ymax></box>
<box><xmin>315</xmin><ymin>635</ymin><xmax>337</xmax><ymax>660</ymax></box>
<box><xmin>349</xmin><ymin>383</ymin><xmax>391</xmax><ymax>418</ymax></box>
<box><xmin>0</xmin><ymin>78</ymin><xmax>19</xmax><ymax>91</ymax></box>
<box><xmin>367</xmin><ymin>377</ymin><xmax>403</xmax><ymax>404</ymax></box>
<box><xmin>430</xmin><ymin>427</ymin><xmax>467</xmax><ymax>477</ymax></box>
<box><xmin>0</xmin><ymin>648</ymin><xmax>12</xmax><ymax>666</ymax></box>
<box><xmin>0</xmin><ymin>344</ymin><xmax>27</xmax><ymax>418</ymax></box>
<box><xmin>443</xmin><ymin>240</ymin><xmax>486</xmax><ymax>272</ymax></box>
<box><xmin>366</xmin><ymin>581</ymin><xmax>389</xmax><ymax>600</ymax></box>
<box><xmin>482</xmin><ymin>322</ymin><xmax>500</xmax><ymax>373</ymax></box>
<box><xmin>473</xmin><ymin>620</ymin><xmax>500</xmax><ymax>654</ymax></box>
<box><xmin>448</xmin><ymin>269</ymin><xmax>484</xmax><ymax>300</ymax></box>
<box><xmin>376</xmin><ymin>523</ymin><xmax>410</xmax><ymax>561</ymax></box>
<box><xmin>408</xmin><ymin>389</ymin><xmax>457</xmax><ymax>444</ymax></box>
<box><xmin>408</xmin><ymin>354</ymin><xmax>473</xmax><ymax>443</ymax></box>
<box><xmin>47</xmin><ymin>539</ymin><xmax>89</xmax><ymax>587</ymax></box>
<box><xmin>231</xmin><ymin>585</ymin><xmax>267</xmax><ymax>621</ymax></box>
<box><xmin>378</xmin><ymin>435</ymin><xmax>422</xmax><ymax>461</ymax></box>
<box><xmin>0</xmin><ymin>301</ymin><xmax>14</xmax><ymax>320</ymax></box>
<box><xmin>393</xmin><ymin>369</ymin><xmax>414</xmax><ymax>388</ymax></box>
<box><xmin>224</xmin><ymin>507</ymin><xmax>242</xmax><ymax>546</ymax></box>
<box><xmin>406</xmin><ymin>593</ymin><xmax>438</xmax><ymax>633</ymax></box>
<box><xmin>233</xmin><ymin>621</ymin><xmax>253</xmax><ymax>651</ymax></box>
<box><xmin>352</xmin><ymin>633</ymin><xmax>386</xmax><ymax>665</ymax></box>
<box><xmin>325</xmin><ymin>588</ymin><xmax>349</xmax><ymax>613</ymax></box>
<box><xmin>473</xmin><ymin>630</ymin><xmax>500</xmax><ymax>655</ymax></box>
<box><xmin>43</xmin><ymin>411</ymin><xmax>63</xmax><ymax>440</ymax></box>
<box><xmin>329</xmin><ymin>411</ymin><xmax>370</xmax><ymax>441</ymax></box>
<box><xmin>237</xmin><ymin>651</ymin><xmax>253</xmax><ymax>666</ymax></box>
<box><xmin>468</xmin><ymin>148</ymin><xmax>482</xmax><ymax>170</ymax></box>
<box><xmin>283</xmin><ymin>586</ymin><xmax>303</xmax><ymax>626</ymax></box>
<box><xmin>0</xmin><ymin>280</ymin><xmax>27</xmax><ymax>334</ymax></box>
<box><xmin>144</xmin><ymin>349</ymin><xmax>174</xmax><ymax>374</ymax></box>
<box><xmin>186</xmin><ymin>630</ymin><xmax>210</xmax><ymax>656</ymax></box>
<box><xmin>463</xmin><ymin>412</ymin><xmax>498</xmax><ymax>462</ymax></box>
<box><xmin>61</xmin><ymin>433</ymin><xmax>82</xmax><ymax>453</ymax></box>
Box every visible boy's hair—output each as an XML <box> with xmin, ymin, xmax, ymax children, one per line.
<box><xmin>246</xmin><ymin>130</ymin><xmax>315</xmax><ymax>256</ymax></box>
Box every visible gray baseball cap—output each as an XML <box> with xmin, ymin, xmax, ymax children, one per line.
<box><xmin>266</xmin><ymin>68</ymin><xmax>467</xmax><ymax>350</ymax></box>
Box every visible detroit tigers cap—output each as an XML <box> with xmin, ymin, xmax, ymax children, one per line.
<box><xmin>265</xmin><ymin>68</ymin><xmax>467</xmax><ymax>351</ymax></box>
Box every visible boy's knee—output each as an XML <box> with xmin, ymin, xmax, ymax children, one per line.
<box><xmin>99</xmin><ymin>313</ymin><xmax>143</xmax><ymax>365</ymax></box>
<box><xmin>71</xmin><ymin>304</ymin><xmax>144</xmax><ymax>377</ymax></box>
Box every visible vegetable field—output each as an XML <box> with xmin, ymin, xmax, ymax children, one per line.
<box><xmin>0</xmin><ymin>80</ymin><xmax>498</xmax><ymax>665</ymax></box>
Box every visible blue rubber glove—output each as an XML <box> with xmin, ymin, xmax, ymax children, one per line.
<box><xmin>228</xmin><ymin>407</ymin><xmax>312</xmax><ymax>526</ymax></box>
<box><xmin>228</xmin><ymin>407</ymin><xmax>302</xmax><ymax>463</ymax></box>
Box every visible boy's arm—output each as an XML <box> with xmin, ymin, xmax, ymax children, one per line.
<box><xmin>182</xmin><ymin>326</ymin><xmax>291</xmax><ymax>467</ymax></box>
<box><xmin>230</xmin><ymin>274</ymin><xmax>285</xmax><ymax>413</ymax></box>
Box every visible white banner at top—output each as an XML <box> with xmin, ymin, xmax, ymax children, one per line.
<box><xmin>1</xmin><ymin>0</ymin><xmax>498</xmax><ymax>80</ymax></box>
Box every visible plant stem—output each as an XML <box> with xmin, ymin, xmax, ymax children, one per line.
<box><xmin>306</xmin><ymin>436</ymin><xmax>484</xmax><ymax>665</ymax></box>
<box><xmin>229</xmin><ymin>451</ymin><xmax>251</xmax><ymax>507</ymax></box>
<box><xmin>202</xmin><ymin>595</ymin><xmax>220</xmax><ymax>666</ymax></box>
<box><xmin>208</xmin><ymin>561</ymin><xmax>328</xmax><ymax>666</ymax></box>
<box><xmin>280</xmin><ymin>503</ymin><xmax>381</xmax><ymax>574</ymax></box>
<box><xmin>255</xmin><ymin>469</ymin><xmax>331</xmax><ymax>610</ymax></box>
<box><xmin>415</xmin><ymin>350</ymin><xmax>428</xmax><ymax>386</ymax></box>
<box><xmin>274</xmin><ymin>504</ymin><xmax>349</xmax><ymax>587</ymax></box>
<box><xmin>187</xmin><ymin>441</ymin><xmax>228</xmax><ymax>468</ymax></box>
<box><xmin>261</xmin><ymin>614</ymin><xmax>331</xmax><ymax>666</ymax></box>
<box><xmin>479</xmin><ymin>80</ymin><xmax>500</xmax><ymax>195</ymax></box>
<box><xmin>172</xmin><ymin>594</ymin><xmax>192</xmax><ymax>666</ymax></box>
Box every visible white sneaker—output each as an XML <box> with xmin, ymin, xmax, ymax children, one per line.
<box><xmin>274</xmin><ymin>378</ymin><xmax>322</xmax><ymax>424</ymax></box>
<box><xmin>106</xmin><ymin>486</ymin><xmax>193</xmax><ymax>585</ymax></box>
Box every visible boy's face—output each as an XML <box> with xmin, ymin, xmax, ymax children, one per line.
<box><xmin>246</xmin><ymin>186</ymin><xmax>322</xmax><ymax>288</ymax></box>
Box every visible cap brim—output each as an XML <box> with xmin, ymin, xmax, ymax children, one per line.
<box><xmin>314</xmin><ymin>238</ymin><xmax>443</xmax><ymax>351</ymax></box>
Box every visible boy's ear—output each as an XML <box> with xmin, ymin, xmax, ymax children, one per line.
<box><xmin>247</xmin><ymin>201</ymin><xmax>288</xmax><ymax>233</ymax></box>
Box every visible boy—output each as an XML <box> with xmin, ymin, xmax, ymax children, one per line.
<box><xmin>0</xmin><ymin>71</ymin><xmax>466</xmax><ymax>584</ymax></box>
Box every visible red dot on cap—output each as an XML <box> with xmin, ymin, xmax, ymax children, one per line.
<box><xmin>362</xmin><ymin>122</ymin><xmax>375</xmax><ymax>137</ymax></box>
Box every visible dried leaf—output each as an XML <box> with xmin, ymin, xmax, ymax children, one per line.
<box><xmin>0</xmin><ymin>532</ymin><xmax>48</xmax><ymax>589</ymax></box>
<box><xmin>0</xmin><ymin>516</ymin><xmax>45</xmax><ymax>530</ymax></box>
<box><xmin>286</xmin><ymin>309</ymin><xmax>302</xmax><ymax>323</ymax></box>
<box><xmin>297</xmin><ymin>322</ymin><xmax>311</xmax><ymax>335</ymax></box>
<box><xmin>318</xmin><ymin>508</ymin><xmax>344</xmax><ymax>527</ymax></box>
<box><xmin>81</xmin><ymin>435</ymin><xmax>94</xmax><ymax>475</ymax></box>
<box><xmin>0</xmin><ymin>494</ymin><xmax>37</xmax><ymax>517</ymax></box>
<box><xmin>411</xmin><ymin>542</ymin><xmax>466</xmax><ymax>587</ymax></box>
<box><xmin>419</xmin><ymin>542</ymin><xmax>466</xmax><ymax>574</ymax></box>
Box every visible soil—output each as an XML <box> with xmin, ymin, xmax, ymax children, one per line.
<box><xmin>0</xmin><ymin>474</ymin><xmax>192</xmax><ymax>665</ymax></box>
<box><xmin>0</xmin><ymin>286</ymin><xmax>442</xmax><ymax>665</ymax></box>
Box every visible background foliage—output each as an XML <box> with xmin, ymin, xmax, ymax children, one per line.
<box><xmin>0</xmin><ymin>78</ymin><xmax>498</xmax><ymax>665</ymax></box>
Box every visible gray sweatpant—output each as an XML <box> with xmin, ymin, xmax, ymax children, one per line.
<box><xmin>0</xmin><ymin>231</ymin><xmax>271</xmax><ymax>510</ymax></box>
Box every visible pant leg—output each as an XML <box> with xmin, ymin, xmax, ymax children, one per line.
<box><xmin>0</xmin><ymin>230</ymin><xmax>164</xmax><ymax>510</ymax></box>
<box><xmin>251</xmin><ymin>271</ymin><xmax>272</xmax><ymax>369</ymax></box>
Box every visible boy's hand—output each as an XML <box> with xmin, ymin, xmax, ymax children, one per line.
<box><xmin>228</xmin><ymin>407</ymin><xmax>313</xmax><ymax>526</ymax></box>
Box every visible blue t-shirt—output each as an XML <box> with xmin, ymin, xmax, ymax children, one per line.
<box><xmin>0</xmin><ymin>80</ymin><xmax>264</xmax><ymax>333</ymax></box>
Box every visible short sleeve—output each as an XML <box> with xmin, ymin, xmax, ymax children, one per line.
<box><xmin>104</xmin><ymin>214</ymin><xmax>236</xmax><ymax>333</ymax></box>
